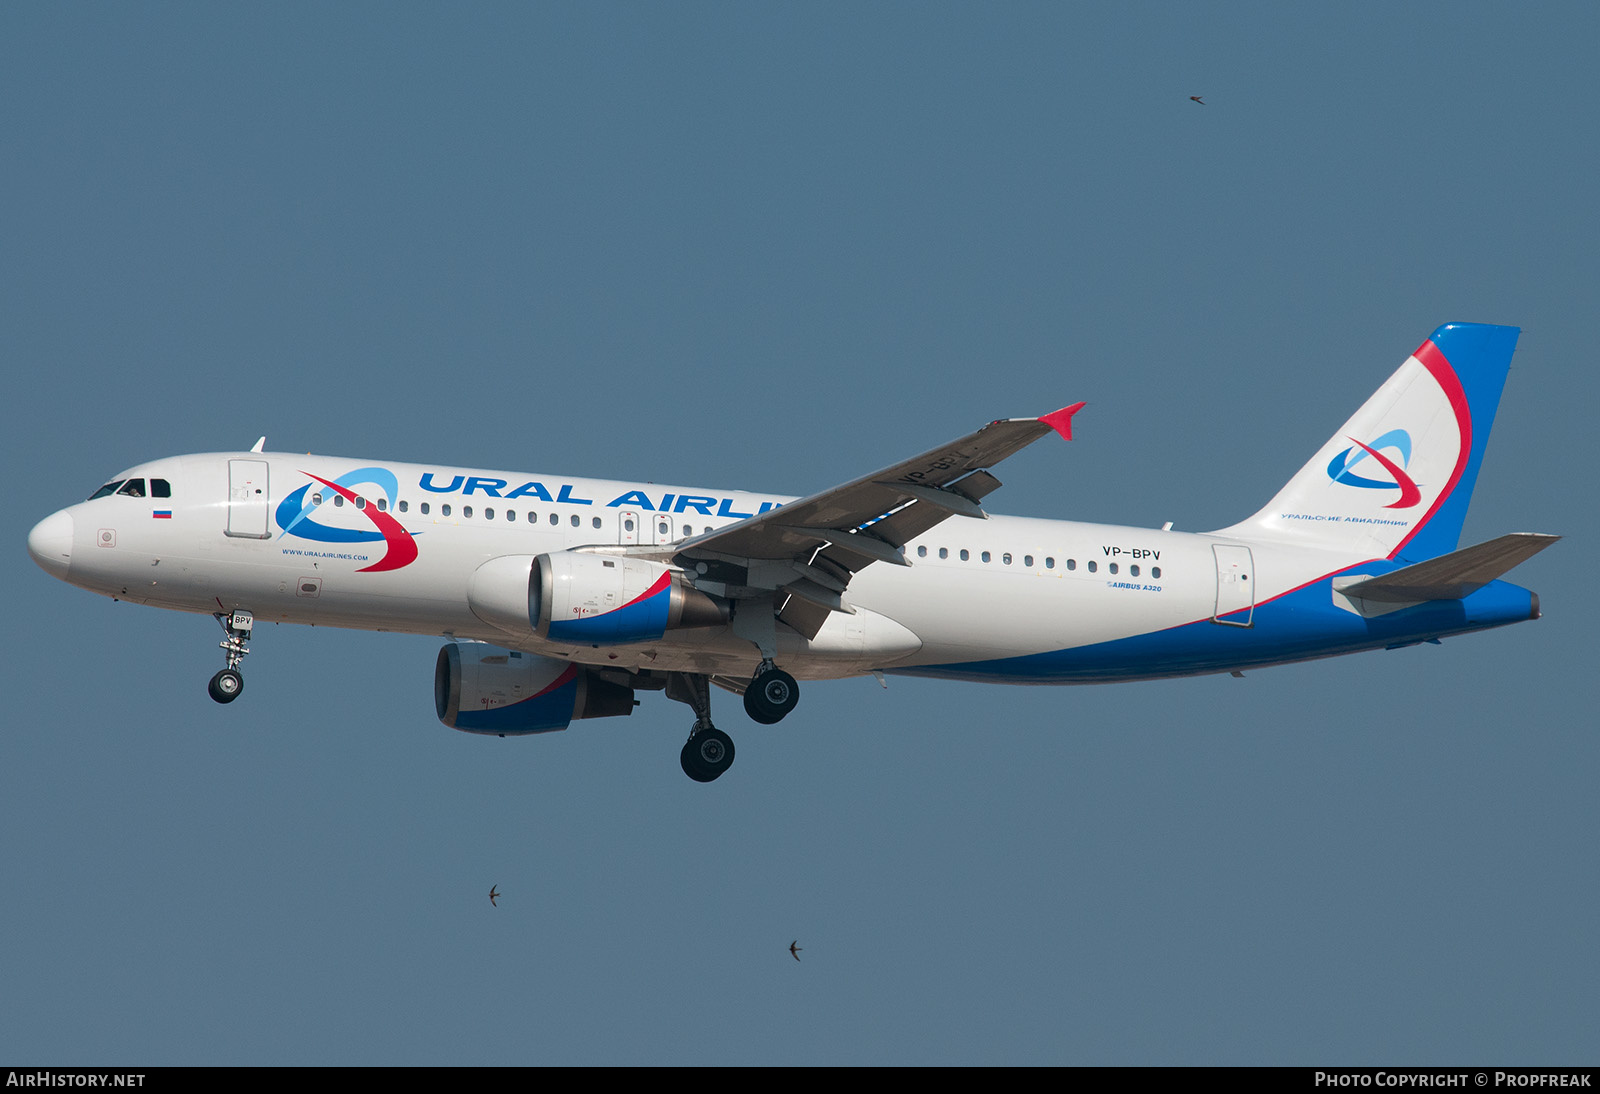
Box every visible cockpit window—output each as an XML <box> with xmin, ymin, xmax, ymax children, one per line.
<box><xmin>88</xmin><ymin>477</ymin><xmax>171</xmax><ymax>500</ymax></box>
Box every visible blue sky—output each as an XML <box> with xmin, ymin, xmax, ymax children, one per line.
<box><xmin>4</xmin><ymin>3</ymin><xmax>1595</xmax><ymax>1064</ymax></box>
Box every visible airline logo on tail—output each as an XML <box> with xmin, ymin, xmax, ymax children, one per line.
<box><xmin>1326</xmin><ymin>429</ymin><xmax>1422</xmax><ymax>509</ymax></box>
<box><xmin>274</xmin><ymin>466</ymin><xmax>419</xmax><ymax>573</ymax></box>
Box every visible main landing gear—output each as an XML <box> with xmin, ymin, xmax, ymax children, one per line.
<box><xmin>668</xmin><ymin>672</ymin><xmax>735</xmax><ymax>782</ymax></box>
<box><xmin>682</xmin><ymin>726</ymin><xmax>736</xmax><ymax>783</ymax></box>
<box><xmin>666</xmin><ymin>662</ymin><xmax>803</xmax><ymax>782</ymax></box>
<box><xmin>743</xmin><ymin>661</ymin><xmax>799</xmax><ymax>725</ymax></box>
<box><xmin>208</xmin><ymin>609</ymin><xmax>254</xmax><ymax>704</ymax></box>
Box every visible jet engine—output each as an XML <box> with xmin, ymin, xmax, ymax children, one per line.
<box><xmin>467</xmin><ymin>553</ymin><xmax>727</xmax><ymax>646</ymax></box>
<box><xmin>434</xmin><ymin>641</ymin><xmax>636</xmax><ymax>735</ymax></box>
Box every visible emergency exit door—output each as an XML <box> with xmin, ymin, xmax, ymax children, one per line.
<box><xmin>1212</xmin><ymin>544</ymin><xmax>1254</xmax><ymax>626</ymax></box>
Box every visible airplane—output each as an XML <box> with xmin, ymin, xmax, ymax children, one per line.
<box><xmin>27</xmin><ymin>322</ymin><xmax>1556</xmax><ymax>782</ymax></box>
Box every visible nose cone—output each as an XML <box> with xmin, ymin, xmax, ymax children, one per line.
<box><xmin>28</xmin><ymin>509</ymin><xmax>74</xmax><ymax>579</ymax></box>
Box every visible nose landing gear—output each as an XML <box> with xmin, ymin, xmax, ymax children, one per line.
<box><xmin>208</xmin><ymin>668</ymin><xmax>243</xmax><ymax>703</ymax></box>
<box><xmin>209</xmin><ymin>609</ymin><xmax>254</xmax><ymax>704</ymax></box>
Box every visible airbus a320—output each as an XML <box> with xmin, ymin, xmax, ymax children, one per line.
<box><xmin>28</xmin><ymin>323</ymin><xmax>1554</xmax><ymax>781</ymax></box>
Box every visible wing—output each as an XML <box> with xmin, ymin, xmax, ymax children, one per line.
<box><xmin>662</xmin><ymin>404</ymin><xmax>1084</xmax><ymax>640</ymax></box>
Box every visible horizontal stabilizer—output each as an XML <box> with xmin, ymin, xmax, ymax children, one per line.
<box><xmin>1341</xmin><ymin>533</ymin><xmax>1559</xmax><ymax>603</ymax></box>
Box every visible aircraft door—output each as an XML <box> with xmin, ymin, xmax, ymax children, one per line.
<box><xmin>226</xmin><ymin>459</ymin><xmax>271</xmax><ymax>539</ymax></box>
<box><xmin>619</xmin><ymin>511</ymin><xmax>640</xmax><ymax>546</ymax></box>
<box><xmin>1212</xmin><ymin>544</ymin><xmax>1254</xmax><ymax>626</ymax></box>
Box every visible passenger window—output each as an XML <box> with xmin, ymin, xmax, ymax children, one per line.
<box><xmin>1045</xmin><ymin>557</ymin><xmax>1055</xmax><ymax>569</ymax></box>
<box><xmin>959</xmin><ymin>549</ymin><xmax>969</xmax><ymax>561</ymax></box>
<box><xmin>592</xmin><ymin>517</ymin><xmax>602</xmax><ymax>529</ymax></box>
<box><xmin>572</xmin><ymin>515</ymin><xmax>581</xmax><ymax>527</ymax></box>
<box><xmin>150</xmin><ymin>479</ymin><xmax>172</xmax><ymax>498</ymax></box>
<box><xmin>1152</xmin><ymin>567</ymin><xmax>1161</xmax><ymax>579</ymax></box>
<box><xmin>1002</xmin><ymin>553</ymin><xmax>1011</xmax><ymax>565</ymax></box>
<box><xmin>658</xmin><ymin>522</ymin><xmax>669</xmax><ymax>537</ymax></box>
<box><xmin>550</xmin><ymin>514</ymin><xmax>559</xmax><ymax>526</ymax></box>
<box><xmin>356</xmin><ymin>496</ymin><xmax>367</xmax><ymax>510</ymax></box>
<box><xmin>1087</xmin><ymin>561</ymin><xmax>1097</xmax><ymax>573</ymax></box>
<box><xmin>333</xmin><ymin>495</ymin><xmax>344</xmax><ymax>507</ymax></box>
<box><xmin>938</xmin><ymin>548</ymin><xmax>948</xmax><ymax>559</ymax></box>
<box><xmin>625</xmin><ymin>519</ymin><xmax>635</xmax><ymax>532</ymax></box>
<box><xmin>376</xmin><ymin>498</ymin><xmax>387</xmax><ymax>512</ymax></box>
<box><xmin>1130</xmin><ymin>565</ymin><xmax>1139</xmax><ymax>577</ymax></box>
<box><xmin>1066</xmin><ymin>559</ymin><xmax>1076</xmax><ymax>571</ymax></box>
<box><xmin>398</xmin><ymin>500</ymin><xmax>408</xmax><ymax>513</ymax></box>
<box><xmin>1024</xmin><ymin>555</ymin><xmax>1034</xmax><ymax>567</ymax></box>
<box><xmin>463</xmin><ymin>506</ymin><xmax>473</xmax><ymax>518</ymax></box>
<box><xmin>312</xmin><ymin>492</ymin><xmax>324</xmax><ymax>506</ymax></box>
<box><xmin>917</xmin><ymin>546</ymin><xmax>927</xmax><ymax>557</ymax></box>
<box><xmin>506</xmin><ymin>510</ymin><xmax>515</xmax><ymax>521</ymax></box>
<box><xmin>683</xmin><ymin>524</ymin><xmax>692</xmax><ymax>537</ymax></box>
<box><xmin>420</xmin><ymin>502</ymin><xmax>430</xmax><ymax>515</ymax></box>
<box><xmin>442</xmin><ymin>504</ymin><xmax>452</xmax><ymax>517</ymax></box>
<box><xmin>1108</xmin><ymin>562</ymin><xmax>1118</xmax><ymax>574</ymax></box>
<box><xmin>981</xmin><ymin>551</ymin><xmax>991</xmax><ymax>563</ymax></box>
<box><xmin>117</xmin><ymin>479</ymin><xmax>146</xmax><ymax>498</ymax></box>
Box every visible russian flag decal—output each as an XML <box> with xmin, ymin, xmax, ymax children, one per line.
<box><xmin>153</xmin><ymin>510</ymin><xmax>172</xmax><ymax>519</ymax></box>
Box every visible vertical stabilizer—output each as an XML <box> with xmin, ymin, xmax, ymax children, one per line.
<box><xmin>1215</xmin><ymin>323</ymin><xmax>1518</xmax><ymax>562</ymax></box>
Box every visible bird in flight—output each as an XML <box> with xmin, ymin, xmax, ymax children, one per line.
<box><xmin>489</xmin><ymin>885</ymin><xmax>499</xmax><ymax>908</ymax></box>
<box><xmin>790</xmin><ymin>940</ymin><xmax>802</xmax><ymax>962</ymax></box>
<box><xmin>1190</xmin><ymin>96</ymin><xmax>1205</xmax><ymax>105</ymax></box>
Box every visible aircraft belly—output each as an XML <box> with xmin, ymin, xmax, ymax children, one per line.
<box><xmin>890</xmin><ymin>572</ymin><xmax>1535</xmax><ymax>684</ymax></box>
<box><xmin>489</xmin><ymin>602</ymin><xmax>924</xmax><ymax>681</ymax></box>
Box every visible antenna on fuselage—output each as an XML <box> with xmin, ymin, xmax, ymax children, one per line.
<box><xmin>250</xmin><ymin>437</ymin><xmax>266</xmax><ymax>453</ymax></box>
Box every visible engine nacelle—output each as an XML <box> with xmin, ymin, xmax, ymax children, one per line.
<box><xmin>467</xmin><ymin>552</ymin><xmax>727</xmax><ymax>646</ymax></box>
<box><xmin>434</xmin><ymin>642</ymin><xmax>636</xmax><ymax>736</ymax></box>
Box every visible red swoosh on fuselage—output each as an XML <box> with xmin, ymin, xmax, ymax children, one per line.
<box><xmin>302</xmin><ymin>472</ymin><xmax>419</xmax><ymax>573</ymax></box>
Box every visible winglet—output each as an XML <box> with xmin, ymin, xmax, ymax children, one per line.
<box><xmin>1039</xmin><ymin>403</ymin><xmax>1086</xmax><ymax>441</ymax></box>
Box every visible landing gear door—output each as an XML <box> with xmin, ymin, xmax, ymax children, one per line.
<box><xmin>1212</xmin><ymin>544</ymin><xmax>1254</xmax><ymax>627</ymax></box>
<box><xmin>227</xmin><ymin>459</ymin><xmax>271</xmax><ymax>539</ymax></box>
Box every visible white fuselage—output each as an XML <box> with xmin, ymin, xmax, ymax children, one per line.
<box><xmin>33</xmin><ymin>450</ymin><xmax>1530</xmax><ymax>688</ymax></box>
